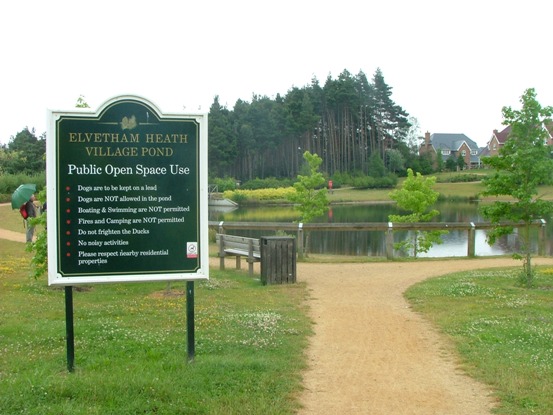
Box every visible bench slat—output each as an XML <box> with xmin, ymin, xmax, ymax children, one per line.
<box><xmin>223</xmin><ymin>239</ymin><xmax>260</xmax><ymax>247</ymax></box>
<box><xmin>216</xmin><ymin>234</ymin><xmax>261</xmax><ymax>276</ymax></box>
<box><xmin>224</xmin><ymin>249</ymin><xmax>261</xmax><ymax>259</ymax></box>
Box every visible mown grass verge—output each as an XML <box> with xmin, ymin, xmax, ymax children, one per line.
<box><xmin>405</xmin><ymin>267</ymin><xmax>553</xmax><ymax>415</ymax></box>
<box><xmin>0</xmin><ymin>203</ymin><xmax>30</xmax><ymax>233</ymax></box>
<box><xmin>0</xmin><ymin>239</ymin><xmax>312</xmax><ymax>415</ymax></box>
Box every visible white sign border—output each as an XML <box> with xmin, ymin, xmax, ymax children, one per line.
<box><xmin>46</xmin><ymin>95</ymin><xmax>209</xmax><ymax>286</ymax></box>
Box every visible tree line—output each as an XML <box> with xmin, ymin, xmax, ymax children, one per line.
<box><xmin>0</xmin><ymin>128</ymin><xmax>46</xmax><ymax>175</ymax></box>
<box><xmin>1</xmin><ymin>68</ymin><xmax>435</xmax><ymax>183</ymax></box>
<box><xmin>209</xmin><ymin>68</ymin><xmax>431</xmax><ymax>183</ymax></box>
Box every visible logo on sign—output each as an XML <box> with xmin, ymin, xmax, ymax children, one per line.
<box><xmin>187</xmin><ymin>242</ymin><xmax>198</xmax><ymax>258</ymax></box>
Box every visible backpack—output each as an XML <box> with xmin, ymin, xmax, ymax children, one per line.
<box><xmin>19</xmin><ymin>204</ymin><xmax>29</xmax><ymax>220</ymax></box>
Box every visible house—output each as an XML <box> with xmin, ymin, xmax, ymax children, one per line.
<box><xmin>482</xmin><ymin>123</ymin><xmax>553</xmax><ymax>158</ymax></box>
<box><xmin>482</xmin><ymin>126</ymin><xmax>511</xmax><ymax>157</ymax></box>
<box><xmin>419</xmin><ymin>132</ymin><xmax>481</xmax><ymax>169</ymax></box>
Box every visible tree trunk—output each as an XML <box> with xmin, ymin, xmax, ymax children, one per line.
<box><xmin>524</xmin><ymin>223</ymin><xmax>533</xmax><ymax>287</ymax></box>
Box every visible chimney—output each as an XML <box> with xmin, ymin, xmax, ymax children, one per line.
<box><xmin>424</xmin><ymin>131</ymin><xmax>431</xmax><ymax>148</ymax></box>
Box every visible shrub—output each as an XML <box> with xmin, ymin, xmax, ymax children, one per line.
<box><xmin>437</xmin><ymin>173</ymin><xmax>485</xmax><ymax>183</ymax></box>
<box><xmin>210</xmin><ymin>177</ymin><xmax>238</xmax><ymax>192</ymax></box>
<box><xmin>351</xmin><ymin>174</ymin><xmax>397</xmax><ymax>189</ymax></box>
<box><xmin>0</xmin><ymin>172</ymin><xmax>46</xmax><ymax>203</ymax></box>
<box><xmin>224</xmin><ymin>187</ymin><xmax>296</xmax><ymax>203</ymax></box>
<box><xmin>241</xmin><ymin>177</ymin><xmax>294</xmax><ymax>190</ymax></box>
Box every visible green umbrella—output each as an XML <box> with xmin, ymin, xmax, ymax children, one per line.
<box><xmin>11</xmin><ymin>183</ymin><xmax>37</xmax><ymax>209</ymax></box>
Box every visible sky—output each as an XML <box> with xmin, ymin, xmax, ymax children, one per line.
<box><xmin>1</xmin><ymin>0</ymin><xmax>551</xmax><ymax>148</ymax></box>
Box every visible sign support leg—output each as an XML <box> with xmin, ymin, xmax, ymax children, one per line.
<box><xmin>186</xmin><ymin>281</ymin><xmax>195</xmax><ymax>362</ymax></box>
<box><xmin>64</xmin><ymin>286</ymin><xmax>75</xmax><ymax>372</ymax></box>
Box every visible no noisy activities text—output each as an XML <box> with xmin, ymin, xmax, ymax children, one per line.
<box><xmin>68</xmin><ymin>164</ymin><xmax>190</xmax><ymax>177</ymax></box>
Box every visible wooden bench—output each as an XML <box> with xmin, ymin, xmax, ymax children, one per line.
<box><xmin>216</xmin><ymin>233</ymin><xmax>261</xmax><ymax>276</ymax></box>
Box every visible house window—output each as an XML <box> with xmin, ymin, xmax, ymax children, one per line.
<box><xmin>441</xmin><ymin>150</ymin><xmax>450</xmax><ymax>155</ymax></box>
<box><xmin>471</xmin><ymin>150</ymin><xmax>477</xmax><ymax>155</ymax></box>
<box><xmin>493</xmin><ymin>144</ymin><xmax>497</xmax><ymax>150</ymax></box>
<box><xmin>461</xmin><ymin>150</ymin><xmax>466</xmax><ymax>156</ymax></box>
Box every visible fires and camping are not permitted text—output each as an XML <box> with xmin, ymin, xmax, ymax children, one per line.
<box><xmin>47</xmin><ymin>96</ymin><xmax>209</xmax><ymax>284</ymax></box>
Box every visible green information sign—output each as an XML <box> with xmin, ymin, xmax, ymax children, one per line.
<box><xmin>47</xmin><ymin>96</ymin><xmax>209</xmax><ymax>285</ymax></box>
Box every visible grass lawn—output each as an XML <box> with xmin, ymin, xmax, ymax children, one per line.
<box><xmin>0</xmin><ymin>239</ymin><xmax>312</xmax><ymax>415</ymax></box>
<box><xmin>3</xmin><ymin>178</ymin><xmax>553</xmax><ymax>413</ymax></box>
<box><xmin>326</xmin><ymin>172</ymin><xmax>553</xmax><ymax>204</ymax></box>
<box><xmin>0</xmin><ymin>203</ymin><xmax>29</xmax><ymax>233</ymax></box>
<box><xmin>405</xmin><ymin>267</ymin><xmax>553</xmax><ymax>415</ymax></box>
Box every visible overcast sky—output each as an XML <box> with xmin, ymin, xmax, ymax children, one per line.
<box><xmin>1</xmin><ymin>0</ymin><xmax>551</xmax><ymax>147</ymax></box>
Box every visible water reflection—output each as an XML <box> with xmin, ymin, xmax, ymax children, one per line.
<box><xmin>209</xmin><ymin>201</ymin><xmax>550</xmax><ymax>258</ymax></box>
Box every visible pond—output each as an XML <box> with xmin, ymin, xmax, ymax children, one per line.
<box><xmin>209</xmin><ymin>201</ymin><xmax>552</xmax><ymax>258</ymax></box>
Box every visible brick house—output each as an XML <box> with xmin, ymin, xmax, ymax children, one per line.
<box><xmin>419</xmin><ymin>132</ymin><xmax>481</xmax><ymax>169</ymax></box>
<box><xmin>483</xmin><ymin>126</ymin><xmax>511</xmax><ymax>157</ymax></box>
<box><xmin>482</xmin><ymin>123</ymin><xmax>553</xmax><ymax>158</ymax></box>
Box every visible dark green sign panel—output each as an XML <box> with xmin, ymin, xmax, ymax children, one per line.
<box><xmin>47</xmin><ymin>96</ymin><xmax>209</xmax><ymax>284</ymax></box>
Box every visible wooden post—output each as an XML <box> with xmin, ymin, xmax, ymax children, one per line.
<box><xmin>386</xmin><ymin>222</ymin><xmax>394</xmax><ymax>259</ymax></box>
<box><xmin>297</xmin><ymin>223</ymin><xmax>304</xmax><ymax>259</ymax></box>
<box><xmin>467</xmin><ymin>222</ymin><xmax>476</xmax><ymax>257</ymax></box>
<box><xmin>539</xmin><ymin>219</ymin><xmax>547</xmax><ymax>256</ymax></box>
<box><xmin>248</xmin><ymin>239</ymin><xmax>254</xmax><ymax>276</ymax></box>
<box><xmin>218</xmin><ymin>233</ymin><xmax>225</xmax><ymax>270</ymax></box>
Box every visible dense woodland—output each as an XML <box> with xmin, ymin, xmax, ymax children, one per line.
<box><xmin>209</xmin><ymin>68</ymin><xmax>429</xmax><ymax>183</ymax></box>
<box><xmin>1</xmin><ymin>69</ymin><xmax>434</xmax><ymax>185</ymax></box>
<box><xmin>0</xmin><ymin>127</ymin><xmax>46</xmax><ymax>175</ymax></box>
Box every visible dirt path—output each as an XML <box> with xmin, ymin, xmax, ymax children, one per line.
<box><xmin>0</xmin><ymin>203</ymin><xmax>27</xmax><ymax>243</ymax></box>
<box><xmin>0</xmin><ymin>227</ymin><xmax>26</xmax><ymax>243</ymax></box>
<box><xmin>296</xmin><ymin>258</ymin><xmax>553</xmax><ymax>414</ymax></box>
<box><xmin>3</xmin><ymin>225</ymin><xmax>552</xmax><ymax>413</ymax></box>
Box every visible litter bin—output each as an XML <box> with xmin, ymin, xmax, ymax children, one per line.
<box><xmin>260</xmin><ymin>236</ymin><xmax>296</xmax><ymax>285</ymax></box>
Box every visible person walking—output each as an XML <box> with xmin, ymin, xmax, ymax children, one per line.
<box><xmin>25</xmin><ymin>194</ymin><xmax>37</xmax><ymax>243</ymax></box>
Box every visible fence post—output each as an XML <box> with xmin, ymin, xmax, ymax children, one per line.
<box><xmin>247</xmin><ymin>239</ymin><xmax>254</xmax><ymax>277</ymax></box>
<box><xmin>218</xmin><ymin>233</ymin><xmax>225</xmax><ymax>270</ymax></box>
<box><xmin>467</xmin><ymin>222</ymin><xmax>476</xmax><ymax>257</ymax></box>
<box><xmin>539</xmin><ymin>219</ymin><xmax>547</xmax><ymax>256</ymax></box>
<box><xmin>297</xmin><ymin>223</ymin><xmax>304</xmax><ymax>259</ymax></box>
<box><xmin>386</xmin><ymin>222</ymin><xmax>394</xmax><ymax>259</ymax></box>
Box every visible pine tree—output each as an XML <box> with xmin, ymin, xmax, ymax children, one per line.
<box><xmin>208</xmin><ymin>96</ymin><xmax>237</xmax><ymax>178</ymax></box>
